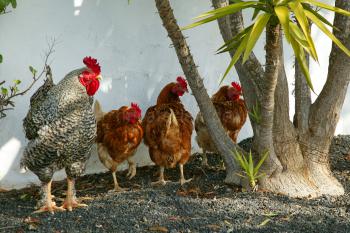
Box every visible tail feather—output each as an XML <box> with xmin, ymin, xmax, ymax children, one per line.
<box><xmin>165</xmin><ymin>109</ymin><xmax>178</xmax><ymax>136</ymax></box>
<box><xmin>94</xmin><ymin>100</ymin><xmax>105</xmax><ymax>122</ymax></box>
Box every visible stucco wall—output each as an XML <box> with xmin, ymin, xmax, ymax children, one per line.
<box><xmin>0</xmin><ymin>0</ymin><xmax>348</xmax><ymax>190</ymax></box>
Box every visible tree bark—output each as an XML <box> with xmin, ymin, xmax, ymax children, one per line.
<box><xmin>254</xmin><ymin>23</ymin><xmax>282</xmax><ymax>175</ymax></box>
<box><xmin>294</xmin><ymin>54</ymin><xmax>311</xmax><ymax>134</ymax></box>
<box><xmin>154</xmin><ymin>0</ymin><xmax>243</xmax><ymax>185</ymax></box>
<box><xmin>300</xmin><ymin>0</ymin><xmax>350</xmax><ymax>195</ymax></box>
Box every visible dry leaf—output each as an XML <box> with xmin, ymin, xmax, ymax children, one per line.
<box><xmin>28</xmin><ymin>224</ymin><xmax>38</xmax><ymax>231</ymax></box>
<box><xmin>345</xmin><ymin>154</ymin><xmax>350</xmax><ymax>161</ymax></box>
<box><xmin>258</xmin><ymin>218</ymin><xmax>271</xmax><ymax>226</ymax></box>
<box><xmin>207</xmin><ymin>224</ymin><xmax>221</xmax><ymax>231</ymax></box>
<box><xmin>148</xmin><ymin>226</ymin><xmax>169</xmax><ymax>232</ymax></box>
<box><xmin>168</xmin><ymin>216</ymin><xmax>179</xmax><ymax>221</ymax></box>
<box><xmin>280</xmin><ymin>216</ymin><xmax>291</xmax><ymax>221</ymax></box>
<box><xmin>24</xmin><ymin>217</ymin><xmax>40</xmax><ymax>224</ymax></box>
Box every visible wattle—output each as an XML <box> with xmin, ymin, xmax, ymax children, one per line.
<box><xmin>79</xmin><ymin>73</ymin><xmax>100</xmax><ymax>96</ymax></box>
<box><xmin>86</xmin><ymin>79</ymin><xmax>100</xmax><ymax>96</ymax></box>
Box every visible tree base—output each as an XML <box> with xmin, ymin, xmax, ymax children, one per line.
<box><xmin>259</xmin><ymin>165</ymin><xmax>344</xmax><ymax>198</ymax></box>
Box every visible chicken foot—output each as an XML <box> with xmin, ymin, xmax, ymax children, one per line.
<box><xmin>61</xmin><ymin>178</ymin><xmax>87</xmax><ymax>211</ymax></box>
<box><xmin>179</xmin><ymin>164</ymin><xmax>192</xmax><ymax>186</ymax></box>
<box><xmin>126</xmin><ymin>157</ymin><xmax>136</xmax><ymax>180</ymax></box>
<box><xmin>201</xmin><ymin>151</ymin><xmax>216</xmax><ymax>170</ymax></box>
<box><xmin>151</xmin><ymin>166</ymin><xmax>171</xmax><ymax>186</ymax></box>
<box><xmin>34</xmin><ymin>180</ymin><xmax>65</xmax><ymax>214</ymax></box>
<box><xmin>109</xmin><ymin>171</ymin><xmax>128</xmax><ymax>192</ymax></box>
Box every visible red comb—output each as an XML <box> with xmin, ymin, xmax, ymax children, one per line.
<box><xmin>176</xmin><ymin>76</ymin><xmax>188</xmax><ymax>90</ymax></box>
<box><xmin>131</xmin><ymin>102</ymin><xmax>141</xmax><ymax>115</ymax></box>
<box><xmin>231</xmin><ymin>82</ymin><xmax>241</xmax><ymax>92</ymax></box>
<box><xmin>83</xmin><ymin>56</ymin><xmax>101</xmax><ymax>75</ymax></box>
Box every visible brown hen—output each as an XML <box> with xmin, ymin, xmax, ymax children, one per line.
<box><xmin>143</xmin><ymin>77</ymin><xmax>193</xmax><ymax>186</ymax></box>
<box><xmin>94</xmin><ymin>100</ymin><xmax>143</xmax><ymax>192</ymax></box>
<box><xmin>195</xmin><ymin>82</ymin><xmax>247</xmax><ymax>167</ymax></box>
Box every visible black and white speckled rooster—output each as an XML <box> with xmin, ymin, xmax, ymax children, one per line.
<box><xmin>21</xmin><ymin>57</ymin><xmax>102</xmax><ymax>213</ymax></box>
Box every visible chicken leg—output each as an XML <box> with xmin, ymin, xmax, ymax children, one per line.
<box><xmin>61</xmin><ymin>178</ymin><xmax>87</xmax><ymax>211</ymax></box>
<box><xmin>126</xmin><ymin>157</ymin><xmax>136</xmax><ymax>180</ymax></box>
<box><xmin>34</xmin><ymin>180</ymin><xmax>65</xmax><ymax>214</ymax></box>
<box><xmin>151</xmin><ymin>166</ymin><xmax>171</xmax><ymax>186</ymax></box>
<box><xmin>109</xmin><ymin>170</ymin><xmax>128</xmax><ymax>192</ymax></box>
<box><xmin>179</xmin><ymin>164</ymin><xmax>192</xmax><ymax>186</ymax></box>
<box><xmin>201</xmin><ymin>150</ymin><xmax>209</xmax><ymax>167</ymax></box>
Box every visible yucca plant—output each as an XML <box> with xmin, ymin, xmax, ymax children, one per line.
<box><xmin>233</xmin><ymin>150</ymin><xmax>269</xmax><ymax>191</ymax></box>
<box><xmin>248</xmin><ymin>101</ymin><xmax>261</xmax><ymax>124</ymax></box>
<box><xmin>183</xmin><ymin>0</ymin><xmax>350</xmax><ymax>90</ymax></box>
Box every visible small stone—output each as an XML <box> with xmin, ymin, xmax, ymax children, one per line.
<box><xmin>339</xmin><ymin>208</ymin><xmax>346</xmax><ymax>217</ymax></box>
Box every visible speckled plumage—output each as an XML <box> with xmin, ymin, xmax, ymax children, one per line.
<box><xmin>21</xmin><ymin>68</ymin><xmax>96</xmax><ymax>183</ymax></box>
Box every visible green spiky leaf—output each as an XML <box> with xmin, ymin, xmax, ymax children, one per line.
<box><xmin>305</xmin><ymin>10</ymin><xmax>350</xmax><ymax>57</ymax></box>
<box><xmin>301</xmin><ymin>3</ymin><xmax>336</xmax><ymax>29</ymax></box>
<box><xmin>274</xmin><ymin>6</ymin><xmax>291</xmax><ymax>42</ymax></box>
<box><xmin>243</xmin><ymin>13</ymin><xmax>271</xmax><ymax>63</ymax></box>
<box><xmin>182</xmin><ymin>1</ymin><xmax>260</xmax><ymax>30</ymax></box>
<box><xmin>289</xmin><ymin>0</ymin><xmax>318</xmax><ymax>61</ymax></box>
<box><xmin>219</xmin><ymin>33</ymin><xmax>249</xmax><ymax>84</ymax></box>
<box><xmin>290</xmin><ymin>36</ymin><xmax>314</xmax><ymax>91</ymax></box>
<box><xmin>301</xmin><ymin>0</ymin><xmax>350</xmax><ymax>17</ymax></box>
<box><xmin>253</xmin><ymin>150</ymin><xmax>269</xmax><ymax>176</ymax></box>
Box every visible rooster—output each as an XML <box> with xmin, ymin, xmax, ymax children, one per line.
<box><xmin>143</xmin><ymin>77</ymin><xmax>193</xmax><ymax>186</ymax></box>
<box><xmin>21</xmin><ymin>57</ymin><xmax>101</xmax><ymax>213</ymax></box>
<box><xmin>195</xmin><ymin>82</ymin><xmax>247</xmax><ymax>167</ymax></box>
<box><xmin>94</xmin><ymin>100</ymin><xmax>143</xmax><ymax>192</ymax></box>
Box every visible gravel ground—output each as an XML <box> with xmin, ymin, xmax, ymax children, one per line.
<box><xmin>0</xmin><ymin>136</ymin><xmax>350</xmax><ymax>233</ymax></box>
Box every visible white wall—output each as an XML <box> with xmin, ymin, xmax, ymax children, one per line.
<box><xmin>0</xmin><ymin>0</ymin><xmax>348</xmax><ymax>190</ymax></box>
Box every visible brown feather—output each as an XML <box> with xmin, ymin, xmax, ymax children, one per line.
<box><xmin>143</xmin><ymin>84</ymin><xmax>193</xmax><ymax>169</ymax></box>
<box><xmin>97</xmin><ymin>105</ymin><xmax>143</xmax><ymax>169</ymax></box>
<box><xmin>195</xmin><ymin>85</ymin><xmax>247</xmax><ymax>153</ymax></box>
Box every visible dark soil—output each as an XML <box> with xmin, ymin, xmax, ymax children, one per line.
<box><xmin>0</xmin><ymin>136</ymin><xmax>350</xmax><ymax>233</ymax></box>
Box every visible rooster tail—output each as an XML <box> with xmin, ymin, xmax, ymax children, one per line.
<box><xmin>94</xmin><ymin>100</ymin><xmax>105</xmax><ymax>122</ymax></box>
<box><xmin>165</xmin><ymin>109</ymin><xmax>178</xmax><ymax>135</ymax></box>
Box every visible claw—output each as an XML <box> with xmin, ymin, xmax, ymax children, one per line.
<box><xmin>179</xmin><ymin>177</ymin><xmax>193</xmax><ymax>186</ymax></box>
<box><xmin>34</xmin><ymin>181</ymin><xmax>64</xmax><ymax>214</ymax></box>
<box><xmin>126</xmin><ymin>165</ymin><xmax>136</xmax><ymax>180</ymax></box>
<box><xmin>61</xmin><ymin>200</ymin><xmax>87</xmax><ymax>212</ymax></box>
<box><xmin>151</xmin><ymin>166</ymin><xmax>170</xmax><ymax>186</ymax></box>
<box><xmin>179</xmin><ymin>164</ymin><xmax>192</xmax><ymax>186</ymax></box>
<box><xmin>61</xmin><ymin>178</ymin><xmax>88</xmax><ymax>212</ymax></box>
<box><xmin>126</xmin><ymin>160</ymin><xmax>137</xmax><ymax>180</ymax></box>
<box><xmin>33</xmin><ymin>204</ymin><xmax>65</xmax><ymax>214</ymax></box>
<box><xmin>151</xmin><ymin>179</ymin><xmax>171</xmax><ymax>186</ymax></box>
<box><xmin>108</xmin><ymin>186</ymin><xmax>128</xmax><ymax>193</ymax></box>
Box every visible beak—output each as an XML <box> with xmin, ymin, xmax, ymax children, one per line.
<box><xmin>96</xmin><ymin>75</ymin><xmax>102</xmax><ymax>80</ymax></box>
